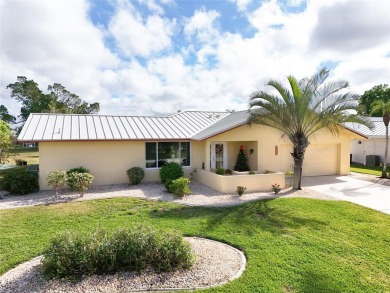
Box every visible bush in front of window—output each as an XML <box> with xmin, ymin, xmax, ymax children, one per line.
<box><xmin>169</xmin><ymin>177</ymin><xmax>191</xmax><ymax>197</ymax></box>
<box><xmin>159</xmin><ymin>162</ymin><xmax>184</xmax><ymax>191</ymax></box>
<box><xmin>215</xmin><ymin>168</ymin><xmax>225</xmax><ymax>175</ymax></box>
<box><xmin>126</xmin><ymin>167</ymin><xmax>145</xmax><ymax>185</ymax></box>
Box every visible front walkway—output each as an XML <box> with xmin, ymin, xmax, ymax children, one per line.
<box><xmin>302</xmin><ymin>175</ymin><xmax>390</xmax><ymax>215</ymax></box>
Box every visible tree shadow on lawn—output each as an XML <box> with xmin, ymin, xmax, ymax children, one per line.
<box><xmin>150</xmin><ymin>199</ymin><xmax>329</xmax><ymax>240</ymax></box>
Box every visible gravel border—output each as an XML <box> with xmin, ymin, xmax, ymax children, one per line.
<box><xmin>0</xmin><ymin>180</ymin><xmax>336</xmax><ymax>210</ymax></box>
<box><xmin>349</xmin><ymin>172</ymin><xmax>390</xmax><ymax>186</ymax></box>
<box><xmin>0</xmin><ymin>237</ymin><xmax>246</xmax><ymax>293</ymax></box>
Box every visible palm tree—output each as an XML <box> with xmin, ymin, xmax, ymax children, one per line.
<box><xmin>248</xmin><ymin>68</ymin><xmax>370</xmax><ymax>190</ymax></box>
<box><xmin>370</xmin><ymin>100</ymin><xmax>390</xmax><ymax>178</ymax></box>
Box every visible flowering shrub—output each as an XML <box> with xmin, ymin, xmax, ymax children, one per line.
<box><xmin>271</xmin><ymin>183</ymin><xmax>281</xmax><ymax>194</ymax></box>
<box><xmin>47</xmin><ymin>170</ymin><xmax>68</xmax><ymax>198</ymax></box>
<box><xmin>67</xmin><ymin>172</ymin><xmax>94</xmax><ymax>196</ymax></box>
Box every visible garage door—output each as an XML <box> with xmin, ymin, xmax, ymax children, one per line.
<box><xmin>302</xmin><ymin>144</ymin><xmax>338</xmax><ymax>176</ymax></box>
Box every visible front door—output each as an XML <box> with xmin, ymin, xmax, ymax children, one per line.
<box><xmin>210</xmin><ymin>142</ymin><xmax>227</xmax><ymax>169</ymax></box>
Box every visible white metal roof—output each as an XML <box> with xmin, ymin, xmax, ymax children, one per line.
<box><xmin>343</xmin><ymin>117</ymin><xmax>387</xmax><ymax>138</ymax></box>
<box><xmin>192</xmin><ymin>111</ymin><xmax>250</xmax><ymax>140</ymax></box>
<box><xmin>18</xmin><ymin>111</ymin><xmax>237</xmax><ymax>142</ymax></box>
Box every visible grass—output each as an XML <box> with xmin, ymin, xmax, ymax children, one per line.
<box><xmin>9</xmin><ymin>146</ymin><xmax>39</xmax><ymax>165</ymax></box>
<box><xmin>1</xmin><ymin>197</ymin><xmax>389</xmax><ymax>292</ymax></box>
<box><xmin>0</xmin><ymin>146</ymin><xmax>39</xmax><ymax>183</ymax></box>
<box><xmin>350</xmin><ymin>163</ymin><xmax>390</xmax><ymax>176</ymax></box>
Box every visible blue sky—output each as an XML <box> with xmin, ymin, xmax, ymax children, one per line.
<box><xmin>1</xmin><ymin>0</ymin><xmax>389</xmax><ymax>117</ymax></box>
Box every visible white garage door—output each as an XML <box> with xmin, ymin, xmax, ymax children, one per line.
<box><xmin>302</xmin><ymin>144</ymin><xmax>338</xmax><ymax>176</ymax></box>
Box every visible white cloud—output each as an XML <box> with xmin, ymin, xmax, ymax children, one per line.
<box><xmin>184</xmin><ymin>9</ymin><xmax>220</xmax><ymax>42</ymax></box>
<box><xmin>136</xmin><ymin>0</ymin><xmax>165</xmax><ymax>15</ymax></box>
<box><xmin>0</xmin><ymin>0</ymin><xmax>118</xmax><ymax>115</ymax></box>
<box><xmin>108</xmin><ymin>8</ymin><xmax>176</xmax><ymax>57</ymax></box>
<box><xmin>1</xmin><ymin>0</ymin><xmax>389</xmax><ymax>119</ymax></box>
<box><xmin>248</xmin><ymin>0</ymin><xmax>287</xmax><ymax>31</ymax></box>
<box><xmin>287</xmin><ymin>0</ymin><xmax>306</xmax><ymax>7</ymax></box>
<box><xmin>310</xmin><ymin>0</ymin><xmax>390</xmax><ymax>53</ymax></box>
<box><xmin>228</xmin><ymin>0</ymin><xmax>253</xmax><ymax>11</ymax></box>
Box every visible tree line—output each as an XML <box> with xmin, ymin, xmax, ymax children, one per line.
<box><xmin>1</xmin><ymin>76</ymin><xmax>100</xmax><ymax>131</ymax></box>
<box><xmin>1</xmin><ymin>74</ymin><xmax>389</xmax><ymax>181</ymax></box>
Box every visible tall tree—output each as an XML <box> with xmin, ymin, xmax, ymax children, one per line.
<box><xmin>0</xmin><ymin>105</ymin><xmax>16</xmax><ymax>124</ymax></box>
<box><xmin>48</xmin><ymin>83</ymin><xmax>100</xmax><ymax>114</ymax></box>
<box><xmin>0</xmin><ymin>119</ymin><xmax>12</xmax><ymax>166</ymax></box>
<box><xmin>7</xmin><ymin>76</ymin><xmax>100</xmax><ymax>131</ymax></box>
<box><xmin>371</xmin><ymin>100</ymin><xmax>390</xmax><ymax>178</ymax></box>
<box><xmin>359</xmin><ymin>84</ymin><xmax>390</xmax><ymax>116</ymax></box>
<box><xmin>7</xmin><ymin>76</ymin><xmax>51</xmax><ymax>123</ymax></box>
<box><xmin>248</xmin><ymin>68</ymin><xmax>370</xmax><ymax>190</ymax></box>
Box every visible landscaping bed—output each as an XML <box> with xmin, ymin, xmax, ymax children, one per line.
<box><xmin>1</xmin><ymin>196</ymin><xmax>389</xmax><ymax>292</ymax></box>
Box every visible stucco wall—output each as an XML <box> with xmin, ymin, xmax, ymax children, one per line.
<box><xmin>205</xmin><ymin>124</ymin><xmax>354</xmax><ymax>176</ymax></box>
<box><xmin>193</xmin><ymin>169</ymin><xmax>285</xmax><ymax>193</ymax></box>
<box><xmin>39</xmin><ymin>141</ymin><xmax>193</xmax><ymax>190</ymax></box>
<box><xmin>350</xmin><ymin>138</ymin><xmax>389</xmax><ymax>165</ymax></box>
<box><xmin>38</xmin><ymin>125</ymin><xmax>356</xmax><ymax>190</ymax></box>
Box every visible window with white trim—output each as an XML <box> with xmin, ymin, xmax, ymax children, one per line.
<box><xmin>145</xmin><ymin>142</ymin><xmax>191</xmax><ymax>168</ymax></box>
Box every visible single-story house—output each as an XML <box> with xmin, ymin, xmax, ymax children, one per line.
<box><xmin>18</xmin><ymin>111</ymin><xmax>365</xmax><ymax>191</ymax></box>
<box><xmin>344</xmin><ymin>117</ymin><xmax>389</xmax><ymax>166</ymax></box>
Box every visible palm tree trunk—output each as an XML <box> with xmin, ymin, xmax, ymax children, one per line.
<box><xmin>293</xmin><ymin>157</ymin><xmax>303</xmax><ymax>190</ymax></box>
<box><xmin>383</xmin><ymin>124</ymin><xmax>388</xmax><ymax>178</ymax></box>
<box><xmin>291</xmin><ymin>140</ymin><xmax>307</xmax><ymax>190</ymax></box>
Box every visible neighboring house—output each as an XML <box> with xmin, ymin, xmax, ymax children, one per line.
<box><xmin>344</xmin><ymin>117</ymin><xmax>389</xmax><ymax>165</ymax></box>
<box><xmin>18</xmin><ymin>111</ymin><xmax>365</xmax><ymax>190</ymax></box>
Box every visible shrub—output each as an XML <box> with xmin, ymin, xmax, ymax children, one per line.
<box><xmin>236</xmin><ymin>186</ymin><xmax>246</xmax><ymax>196</ymax></box>
<box><xmin>224</xmin><ymin>169</ymin><xmax>233</xmax><ymax>176</ymax></box>
<box><xmin>126</xmin><ymin>167</ymin><xmax>145</xmax><ymax>185</ymax></box>
<box><xmin>159</xmin><ymin>162</ymin><xmax>184</xmax><ymax>191</ymax></box>
<box><xmin>215</xmin><ymin>167</ymin><xmax>225</xmax><ymax>175</ymax></box>
<box><xmin>67</xmin><ymin>172</ymin><xmax>94</xmax><ymax>196</ymax></box>
<box><xmin>47</xmin><ymin>170</ymin><xmax>68</xmax><ymax>198</ymax></box>
<box><xmin>249</xmin><ymin>171</ymin><xmax>256</xmax><ymax>175</ymax></box>
<box><xmin>169</xmin><ymin>177</ymin><xmax>191</xmax><ymax>197</ymax></box>
<box><xmin>1</xmin><ymin>170</ymin><xmax>39</xmax><ymax>195</ymax></box>
<box><xmin>67</xmin><ymin>166</ymin><xmax>89</xmax><ymax>190</ymax></box>
<box><xmin>271</xmin><ymin>183</ymin><xmax>281</xmax><ymax>194</ymax></box>
<box><xmin>264</xmin><ymin>169</ymin><xmax>273</xmax><ymax>174</ymax></box>
<box><xmin>42</xmin><ymin>225</ymin><xmax>194</xmax><ymax>279</ymax></box>
<box><xmin>14</xmin><ymin>159</ymin><xmax>27</xmax><ymax>166</ymax></box>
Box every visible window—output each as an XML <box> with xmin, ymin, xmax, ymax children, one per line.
<box><xmin>145</xmin><ymin>142</ymin><xmax>190</xmax><ymax>168</ymax></box>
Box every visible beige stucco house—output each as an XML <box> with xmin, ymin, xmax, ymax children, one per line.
<box><xmin>18</xmin><ymin>111</ymin><xmax>365</xmax><ymax>192</ymax></box>
<box><xmin>345</xmin><ymin>117</ymin><xmax>389</xmax><ymax>166</ymax></box>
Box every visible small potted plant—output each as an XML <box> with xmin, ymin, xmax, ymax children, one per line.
<box><xmin>271</xmin><ymin>183</ymin><xmax>281</xmax><ymax>194</ymax></box>
<box><xmin>236</xmin><ymin>186</ymin><xmax>246</xmax><ymax>196</ymax></box>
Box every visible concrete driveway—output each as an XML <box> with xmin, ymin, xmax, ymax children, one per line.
<box><xmin>302</xmin><ymin>175</ymin><xmax>390</xmax><ymax>215</ymax></box>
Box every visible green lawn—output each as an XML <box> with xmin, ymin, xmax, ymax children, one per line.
<box><xmin>350</xmin><ymin>163</ymin><xmax>390</xmax><ymax>176</ymax></box>
<box><xmin>1</xmin><ymin>197</ymin><xmax>389</xmax><ymax>292</ymax></box>
<box><xmin>9</xmin><ymin>146</ymin><xmax>39</xmax><ymax>165</ymax></box>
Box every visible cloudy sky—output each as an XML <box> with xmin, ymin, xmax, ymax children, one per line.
<box><xmin>1</xmin><ymin>0</ymin><xmax>389</xmax><ymax>118</ymax></box>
